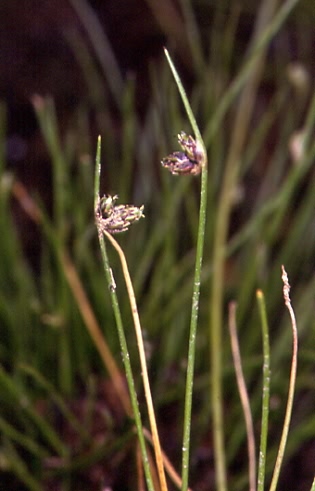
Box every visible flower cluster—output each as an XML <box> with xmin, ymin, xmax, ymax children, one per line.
<box><xmin>99</xmin><ymin>195</ymin><xmax>144</xmax><ymax>234</ymax></box>
<box><xmin>161</xmin><ymin>131</ymin><xmax>204</xmax><ymax>176</ymax></box>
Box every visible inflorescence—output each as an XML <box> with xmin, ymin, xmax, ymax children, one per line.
<box><xmin>98</xmin><ymin>194</ymin><xmax>144</xmax><ymax>234</ymax></box>
<box><xmin>161</xmin><ymin>131</ymin><xmax>204</xmax><ymax>176</ymax></box>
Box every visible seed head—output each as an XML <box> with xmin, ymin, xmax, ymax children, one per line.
<box><xmin>161</xmin><ymin>132</ymin><xmax>204</xmax><ymax>176</ymax></box>
<box><xmin>178</xmin><ymin>131</ymin><xmax>204</xmax><ymax>163</ymax></box>
<box><xmin>99</xmin><ymin>195</ymin><xmax>144</xmax><ymax>234</ymax></box>
<box><xmin>161</xmin><ymin>151</ymin><xmax>201</xmax><ymax>176</ymax></box>
<box><xmin>100</xmin><ymin>194</ymin><xmax>118</xmax><ymax>215</ymax></box>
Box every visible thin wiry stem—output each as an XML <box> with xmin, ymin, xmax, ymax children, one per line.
<box><xmin>256</xmin><ymin>290</ymin><xmax>270</xmax><ymax>491</ymax></box>
<box><xmin>228</xmin><ymin>302</ymin><xmax>256</xmax><ymax>491</ymax></box>
<box><xmin>269</xmin><ymin>266</ymin><xmax>298</xmax><ymax>491</ymax></box>
<box><xmin>103</xmin><ymin>230</ymin><xmax>168</xmax><ymax>491</ymax></box>
<box><xmin>94</xmin><ymin>137</ymin><xmax>155</xmax><ymax>491</ymax></box>
<box><xmin>164</xmin><ymin>49</ymin><xmax>208</xmax><ymax>491</ymax></box>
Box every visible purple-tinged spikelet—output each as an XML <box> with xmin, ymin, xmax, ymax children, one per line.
<box><xmin>99</xmin><ymin>195</ymin><xmax>144</xmax><ymax>234</ymax></box>
<box><xmin>161</xmin><ymin>132</ymin><xmax>204</xmax><ymax>176</ymax></box>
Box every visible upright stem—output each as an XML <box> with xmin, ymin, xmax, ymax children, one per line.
<box><xmin>104</xmin><ymin>231</ymin><xmax>168</xmax><ymax>491</ymax></box>
<box><xmin>94</xmin><ymin>137</ymin><xmax>155</xmax><ymax>491</ymax></box>
<box><xmin>256</xmin><ymin>290</ymin><xmax>270</xmax><ymax>491</ymax></box>
<box><xmin>181</xmin><ymin>163</ymin><xmax>208</xmax><ymax>491</ymax></box>
<box><xmin>164</xmin><ymin>49</ymin><xmax>208</xmax><ymax>491</ymax></box>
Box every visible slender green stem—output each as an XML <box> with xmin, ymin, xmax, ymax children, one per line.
<box><xmin>94</xmin><ymin>137</ymin><xmax>155</xmax><ymax>491</ymax></box>
<box><xmin>164</xmin><ymin>48</ymin><xmax>205</xmax><ymax>156</ymax></box>
<box><xmin>256</xmin><ymin>290</ymin><xmax>271</xmax><ymax>491</ymax></box>
<box><xmin>181</xmin><ymin>163</ymin><xmax>207</xmax><ymax>491</ymax></box>
<box><xmin>93</xmin><ymin>136</ymin><xmax>102</xmax><ymax>211</ymax></box>
<box><xmin>164</xmin><ymin>49</ymin><xmax>208</xmax><ymax>491</ymax></box>
<box><xmin>104</xmin><ymin>230</ymin><xmax>168</xmax><ymax>491</ymax></box>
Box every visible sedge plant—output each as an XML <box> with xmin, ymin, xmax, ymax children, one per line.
<box><xmin>1</xmin><ymin>2</ymin><xmax>315</xmax><ymax>490</ymax></box>
<box><xmin>94</xmin><ymin>45</ymin><xmax>305</xmax><ymax>491</ymax></box>
<box><xmin>94</xmin><ymin>49</ymin><xmax>208</xmax><ymax>491</ymax></box>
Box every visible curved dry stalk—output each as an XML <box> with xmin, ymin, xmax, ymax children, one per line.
<box><xmin>269</xmin><ymin>266</ymin><xmax>298</xmax><ymax>491</ymax></box>
<box><xmin>228</xmin><ymin>302</ymin><xmax>256</xmax><ymax>491</ymax></box>
<box><xmin>104</xmin><ymin>229</ymin><xmax>168</xmax><ymax>491</ymax></box>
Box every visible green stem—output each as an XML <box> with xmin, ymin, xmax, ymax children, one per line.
<box><xmin>256</xmin><ymin>290</ymin><xmax>271</xmax><ymax>491</ymax></box>
<box><xmin>94</xmin><ymin>137</ymin><xmax>155</xmax><ymax>491</ymax></box>
<box><xmin>164</xmin><ymin>49</ymin><xmax>204</xmax><ymax>151</ymax></box>
<box><xmin>104</xmin><ymin>230</ymin><xmax>168</xmax><ymax>491</ymax></box>
<box><xmin>181</xmin><ymin>161</ymin><xmax>208</xmax><ymax>491</ymax></box>
<box><xmin>164</xmin><ymin>49</ymin><xmax>208</xmax><ymax>491</ymax></box>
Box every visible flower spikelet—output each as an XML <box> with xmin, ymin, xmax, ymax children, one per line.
<box><xmin>99</xmin><ymin>195</ymin><xmax>144</xmax><ymax>234</ymax></box>
<box><xmin>161</xmin><ymin>131</ymin><xmax>204</xmax><ymax>176</ymax></box>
